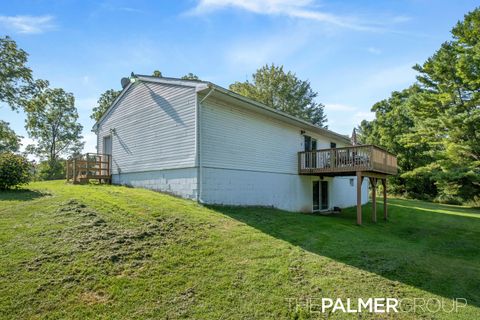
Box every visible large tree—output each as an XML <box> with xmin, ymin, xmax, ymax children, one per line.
<box><xmin>90</xmin><ymin>89</ymin><xmax>121</xmax><ymax>122</ymax></box>
<box><xmin>0</xmin><ymin>36</ymin><xmax>35</xmax><ymax>110</ymax></box>
<box><xmin>406</xmin><ymin>8</ymin><xmax>480</xmax><ymax>202</ymax></box>
<box><xmin>25</xmin><ymin>82</ymin><xmax>84</xmax><ymax>178</ymax></box>
<box><xmin>229</xmin><ymin>64</ymin><xmax>327</xmax><ymax>127</ymax></box>
<box><xmin>0</xmin><ymin>120</ymin><xmax>21</xmax><ymax>153</ymax></box>
<box><xmin>360</xmin><ymin>7</ymin><xmax>480</xmax><ymax>203</ymax></box>
<box><xmin>358</xmin><ymin>86</ymin><xmax>437</xmax><ymax>198</ymax></box>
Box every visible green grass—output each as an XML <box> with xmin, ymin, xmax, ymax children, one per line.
<box><xmin>1</xmin><ymin>181</ymin><xmax>479</xmax><ymax>319</ymax></box>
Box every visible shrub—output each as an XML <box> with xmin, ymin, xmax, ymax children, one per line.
<box><xmin>0</xmin><ymin>152</ymin><xmax>32</xmax><ymax>190</ymax></box>
<box><xmin>35</xmin><ymin>160</ymin><xmax>66</xmax><ymax>181</ymax></box>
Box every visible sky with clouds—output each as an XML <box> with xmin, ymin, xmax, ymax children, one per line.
<box><xmin>1</xmin><ymin>0</ymin><xmax>478</xmax><ymax>156</ymax></box>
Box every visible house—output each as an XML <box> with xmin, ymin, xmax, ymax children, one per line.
<box><xmin>91</xmin><ymin>75</ymin><xmax>397</xmax><ymax>223</ymax></box>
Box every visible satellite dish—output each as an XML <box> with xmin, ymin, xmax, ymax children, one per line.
<box><xmin>121</xmin><ymin>77</ymin><xmax>130</xmax><ymax>89</ymax></box>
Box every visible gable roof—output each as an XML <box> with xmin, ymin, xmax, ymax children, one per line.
<box><xmin>92</xmin><ymin>75</ymin><xmax>351</xmax><ymax>144</ymax></box>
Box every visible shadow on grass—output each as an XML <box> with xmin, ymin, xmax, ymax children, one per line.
<box><xmin>0</xmin><ymin>189</ymin><xmax>48</xmax><ymax>201</ymax></box>
<box><xmin>209</xmin><ymin>199</ymin><xmax>480</xmax><ymax>307</ymax></box>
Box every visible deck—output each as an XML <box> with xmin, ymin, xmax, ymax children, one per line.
<box><xmin>298</xmin><ymin>145</ymin><xmax>397</xmax><ymax>176</ymax></box>
<box><xmin>66</xmin><ymin>153</ymin><xmax>111</xmax><ymax>184</ymax></box>
<box><xmin>298</xmin><ymin>145</ymin><xmax>398</xmax><ymax>225</ymax></box>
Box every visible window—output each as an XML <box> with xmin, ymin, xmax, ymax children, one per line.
<box><xmin>304</xmin><ymin>135</ymin><xmax>317</xmax><ymax>151</ymax></box>
<box><xmin>304</xmin><ymin>136</ymin><xmax>311</xmax><ymax>152</ymax></box>
<box><xmin>330</xmin><ymin>142</ymin><xmax>337</xmax><ymax>148</ymax></box>
<box><xmin>349</xmin><ymin>178</ymin><xmax>354</xmax><ymax>186</ymax></box>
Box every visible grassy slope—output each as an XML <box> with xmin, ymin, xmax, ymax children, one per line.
<box><xmin>0</xmin><ymin>181</ymin><xmax>479</xmax><ymax>319</ymax></box>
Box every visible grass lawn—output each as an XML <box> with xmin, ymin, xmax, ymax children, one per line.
<box><xmin>1</xmin><ymin>180</ymin><xmax>479</xmax><ymax>319</ymax></box>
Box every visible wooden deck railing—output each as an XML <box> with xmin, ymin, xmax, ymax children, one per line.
<box><xmin>298</xmin><ymin>145</ymin><xmax>397</xmax><ymax>175</ymax></box>
<box><xmin>66</xmin><ymin>153</ymin><xmax>111</xmax><ymax>184</ymax></box>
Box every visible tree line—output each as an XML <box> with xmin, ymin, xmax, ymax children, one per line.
<box><xmin>358</xmin><ymin>8</ymin><xmax>480</xmax><ymax>205</ymax></box>
<box><xmin>0</xmin><ymin>36</ymin><xmax>83</xmax><ymax>185</ymax></box>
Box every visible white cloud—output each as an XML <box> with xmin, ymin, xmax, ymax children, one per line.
<box><xmin>188</xmin><ymin>0</ymin><xmax>379</xmax><ymax>31</ymax></box>
<box><xmin>19</xmin><ymin>137</ymin><xmax>37</xmax><ymax>161</ymax></box>
<box><xmin>0</xmin><ymin>15</ymin><xmax>55</xmax><ymax>34</ymax></box>
<box><xmin>353</xmin><ymin>110</ymin><xmax>375</xmax><ymax>123</ymax></box>
<box><xmin>82</xmin><ymin>131</ymin><xmax>97</xmax><ymax>153</ymax></box>
<box><xmin>225</xmin><ymin>31</ymin><xmax>310</xmax><ymax>69</ymax></box>
<box><xmin>366</xmin><ymin>47</ymin><xmax>382</xmax><ymax>55</ymax></box>
<box><xmin>325</xmin><ymin>107</ymin><xmax>375</xmax><ymax>135</ymax></box>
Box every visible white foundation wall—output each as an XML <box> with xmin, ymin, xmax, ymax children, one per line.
<box><xmin>201</xmin><ymin>167</ymin><xmax>369</xmax><ymax>212</ymax></box>
<box><xmin>112</xmin><ymin>167</ymin><xmax>197</xmax><ymax>200</ymax></box>
<box><xmin>331</xmin><ymin>176</ymin><xmax>369</xmax><ymax>208</ymax></box>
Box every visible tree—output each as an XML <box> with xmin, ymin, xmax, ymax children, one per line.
<box><xmin>358</xmin><ymin>86</ymin><xmax>437</xmax><ymax>199</ymax></box>
<box><xmin>24</xmin><ymin>83</ymin><xmax>84</xmax><ymax>179</ymax></box>
<box><xmin>229</xmin><ymin>64</ymin><xmax>327</xmax><ymax>127</ymax></box>
<box><xmin>35</xmin><ymin>159</ymin><xmax>66</xmax><ymax>181</ymax></box>
<box><xmin>90</xmin><ymin>89</ymin><xmax>121</xmax><ymax>122</ymax></box>
<box><xmin>181</xmin><ymin>73</ymin><xmax>200</xmax><ymax>80</ymax></box>
<box><xmin>0</xmin><ymin>121</ymin><xmax>21</xmax><ymax>153</ymax></box>
<box><xmin>360</xmin><ymin>8</ymin><xmax>480</xmax><ymax>203</ymax></box>
<box><xmin>152</xmin><ymin>70</ymin><xmax>162</xmax><ymax>77</ymax></box>
<box><xmin>407</xmin><ymin>8</ymin><xmax>480</xmax><ymax>202</ymax></box>
<box><xmin>0</xmin><ymin>36</ymin><xmax>35</xmax><ymax>110</ymax></box>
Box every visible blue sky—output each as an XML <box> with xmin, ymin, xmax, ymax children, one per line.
<box><xmin>1</xmin><ymin>0</ymin><xmax>478</xmax><ymax>155</ymax></box>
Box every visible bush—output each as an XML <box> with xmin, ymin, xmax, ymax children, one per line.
<box><xmin>0</xmin><ymin>152</ymin><xmax>32</xmax><ymax>190</ymax></box>
<box><xmin>36</xmin><ymin>160</ymin><xmax>66</xmax><ymax>181</ymax></box>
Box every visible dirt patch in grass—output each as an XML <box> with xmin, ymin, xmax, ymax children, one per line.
<box><xmin>79</xmin><ymin>290</ymin><xmax>110</xmax><ymax>305</ymax></box>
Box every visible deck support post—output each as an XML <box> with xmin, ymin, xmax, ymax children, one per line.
<box><xmin>382</xmin><ymin>178</ymin><xmax>387</xmax><ymax>221</ymax></box>
<box><xmin>356</xmin><ymin>171</ymin><xmax>363</xmax><ymax>225</ymax></box>
<box><xmin>72</xmin><ymin>159</ymin><xmax>76</xmax><ymax>184</ymax></box>
<box><xmin>370</xmin><ymin>177</ymin><xmax>377</xmax><ymax>223</ymax></box>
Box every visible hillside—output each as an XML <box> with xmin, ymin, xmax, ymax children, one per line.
<box><xmin>1</xmin><ymin>181</ymin><xmax>479</xmax><ymax>319</ymax></box>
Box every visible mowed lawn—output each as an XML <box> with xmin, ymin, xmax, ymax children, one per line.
<box><xmin>1</xmin><ymin>181</ymin><xmax>479</xmax><ymax>319</ymax></box>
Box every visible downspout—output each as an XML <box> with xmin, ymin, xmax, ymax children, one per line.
<box><xmin>196</xmin><ymin>86</ymin><xmax>215</xmax><ymax>203</ymax></box>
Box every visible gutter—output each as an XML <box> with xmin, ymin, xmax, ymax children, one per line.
<box><xmin>196</xmin><ymin>86</ymin><xmax>215</xmax><ymax>204</ymax></box>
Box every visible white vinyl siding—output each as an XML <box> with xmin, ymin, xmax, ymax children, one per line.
<box><xmin>97</xmin><ymin>81</ymin><xmax>196</xmax><ymax>174</ymax></box>
<box><xmin>200</xmin><ymin>97</ymin><xmax>347</xmax><ymax>174</ymax></box>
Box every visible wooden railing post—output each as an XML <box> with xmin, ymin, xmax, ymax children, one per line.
<box><xmin>330</xmin><ymin>149</ymin><xmax>335</xmax><ymax>170</ymax></box>
<box><xmin>369</xmin><ymin>146</ymin><xmax>374</xmax><ymax>170</ymax></box>
<box><xmin>98</xmin><ymin>155</ymin><xmax>101</xmax><ymax>177</ymax></box>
